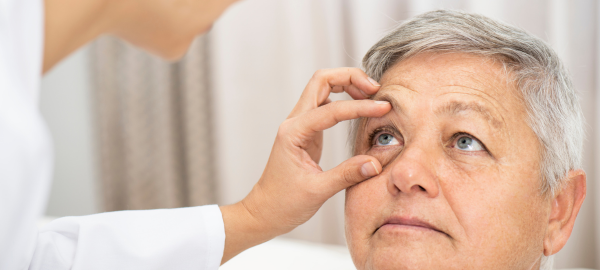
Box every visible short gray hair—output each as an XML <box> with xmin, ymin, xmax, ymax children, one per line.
<box><xmin>360</xmin><ymin>9</ymin><xmax>584</xmax><ymax>196</ymax></box>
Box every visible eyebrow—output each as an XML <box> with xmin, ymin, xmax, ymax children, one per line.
<box><xmin>435</xmin><ymin>100</ymin><xmax>503</xmax><ymax>129</ymax></box>
<box><xmin>372</xmin><ymin>93</ymin><xmax>503</xmax><ymax>130</ymax></box>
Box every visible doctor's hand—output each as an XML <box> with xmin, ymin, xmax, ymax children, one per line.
<box><xmin>219</xmin><ymin>68</ymin><xmax>391</xmax><ymax>264</ymax></box>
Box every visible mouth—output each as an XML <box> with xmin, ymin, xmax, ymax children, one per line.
<box><xmin>375</xmin><ymin>216</ymin><xmax>450</xmax><ymax>238</ymax></box>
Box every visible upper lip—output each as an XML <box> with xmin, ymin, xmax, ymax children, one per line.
<box><xmin>377</xmin><ymin>216</ymin><xmax>449</xmax><ymax>237</ymax></box>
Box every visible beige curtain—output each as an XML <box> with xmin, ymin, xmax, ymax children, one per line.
<box><xmin>91</xmin><ymin>36</ymin><xmax>216</xmax><ymax>211</ymax></box>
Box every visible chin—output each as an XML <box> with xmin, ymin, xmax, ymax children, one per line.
<box><xmin>349</xmin><ymin>234</ymin><xmax>462</xmax><ymax>270</ymax></box>
<box><xmin>139</xmin><ymin>35</ymin><xmax>195</xmax><ymax>61</ymax></box>
<box><xmin>360</xmin><ymin>245</ymin><xmax>451</xmax><ymax>270</ymax></box>
<box><xmin>365</xmin><ymin>256</ymin><xmax>436</xmax><ymax>270</ymax></box>
<box><xmin>154</xmin><ymin>41</ymin><xmax>193</xmax><ymax>61</ymax></box>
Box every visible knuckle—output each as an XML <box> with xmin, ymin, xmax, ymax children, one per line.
<box><xmin>321</xmin><ymin>102</ymin><xmax>344</xmax><ymax>122</ymax></box>
<box><xmin>277</xmin><ymin>119</ymin><xmax>294</xmax><ymax>138</ymax></box>
<box><xmin>342</xmin><ymin>166</ymin><xmax>358</xmax><ymax>186</ymax></box>
<box><xmin>327</xmin><ymin>101</ymin><xmax>345</xmax><ymax>114</ymax></box>
<box><xmin>312</xmin><ymin>69</ymin><xmax>327</xmax><ymax>79</ymax></box>
<box><xmin>323</xmin><ymin>100</ymin><xmax>339</xmax><ymax>111</ymax></box>
<box><xmin>347</xmin><ymin>67</ymin><xmax>360</xmax><ymax>74</ymax></box>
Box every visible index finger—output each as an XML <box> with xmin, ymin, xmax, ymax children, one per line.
<box><xmin>289</xmin><ymin>100</ymin><xmax>391</xmax><ymax>146</ymax></box>
<box><xmin>289</xmin><ymin>68</ymin><xmax>381</xmax><ymax>118</ymax></box>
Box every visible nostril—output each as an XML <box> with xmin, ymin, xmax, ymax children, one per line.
<box><xmin>418</xmin><ymin>185</ymin><xmax>425</xmax><ymax>191</ymax></box>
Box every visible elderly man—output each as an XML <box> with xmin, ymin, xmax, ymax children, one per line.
<box><xmin>345</xmin><ymin>10</ymin><xmax>586</xmax><ymax>270</ymax></box>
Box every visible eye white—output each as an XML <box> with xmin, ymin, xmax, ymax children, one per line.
<box><xmin>376</xmin><ymin>133</ymin><xmax>399</xmax><ymax>146</ymax></box>
<box><xmin>455</xmin><ymin>136</ymin><xmax>484</xmax><ymax>151</ymax></box>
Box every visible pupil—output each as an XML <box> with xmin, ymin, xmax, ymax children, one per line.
<box><xmin>457</xmin><ymin>136</ymin><xmax>472</xmax><ymax>149</ymax></box>
<box><xmin>378</xmin><ymin>134</ymin><xmax>392</xmax><ymax>145</ymax></box>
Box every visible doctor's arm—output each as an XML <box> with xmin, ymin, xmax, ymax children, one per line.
<box><xmin>30</xmin><ymin>68</ymin><xmax>389</xmax><ymax>270</ymax></box>
<box><xmin>42</xmin><ymin>0</ymin><xmax>237</xmax><ymax>73</ymax></box>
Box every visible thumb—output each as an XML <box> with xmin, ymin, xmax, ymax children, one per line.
<box><xmin>319</xmin><ymin>155</ymin><xmax>382</xmax><ymax>195</ymax></box>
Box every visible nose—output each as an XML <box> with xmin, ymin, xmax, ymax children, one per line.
<box><xmin>387</xmin><ymin>147</ymin><xmax>440</xmax><ymax>198</ymax></box>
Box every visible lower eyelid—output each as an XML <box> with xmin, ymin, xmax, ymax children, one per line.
<box><xmin>372</xmin><ymin>142</ymin><xmax>403</xmax><ymax>151</ymax></box>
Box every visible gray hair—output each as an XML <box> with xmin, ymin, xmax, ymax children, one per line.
<box><xmin>359</xmin><ymin>9</ymin><xmax>584</xmax><ymax>196</ymax></box>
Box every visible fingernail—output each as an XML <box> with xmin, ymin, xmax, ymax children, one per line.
<box><xmin>367</xmin><ymin>77</ymin><xmax>381</xmax><ymax>87</ymax></box>
<box><xmin>374</xmin><ymin>100</ymin><xmax>389</xmax><ymax>105</ymax></box>
<box><xmin>361</xmin><ymin>161</ymin><xmax>380</xmax><ymax>177</ymax></box>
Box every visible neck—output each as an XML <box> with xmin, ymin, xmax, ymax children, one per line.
<box><xmin>43</xmin><ymin>0</ymin><xmax>117</xmax><ymax>73</ymax></box>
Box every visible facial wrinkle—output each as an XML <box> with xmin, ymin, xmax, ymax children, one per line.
<box><xmin>379</xmin><ymin>71</ymin><xmax>421</xmax><ymax>94</ymax></box>
<box><xmin>433</xmin><ymin>119</ymin><xmax>497</xmax><ymax>245</ymax></box>
<box><xmin>374</xmin><ymin>94</ymin><xmax>403</xmax><ymax>115</ymax></box>
<box><xmin>357</xmin><ymin>89</ymin><xmax>410</xmax><ymax>154</ymax></box>
<box><xmin>374</xmin><ymin>81</ymin><xmax>420</xmax><ymax>97</ymax></box>
<box><xmin>380</xmin><ymin>144</ymin><xmax>463</xmax><ymax>249</ymax></box>
<box><xmin>440</xmin><ymin>160</ymin><xmax>478</xmax><ymax>244</ymax></box>
<box><xmin>358</xmin><ymin>80</ymin><xmax>508</xmax><ymax>247</ymax></box>
<box><xmin>435</xmin><ymin>100</ymin><xmax>503</xmax><ymax>130</ymax></box>
<box><xmin>432</xmin><ymin>95</ymin><xmax>512</xmax><ymax>158</ymax></box>
<box><xmin>438</xmin><ymin>88</ymin><xmax>506</xmax><ymax>118</ymax></box>
<box><xmin>363</xmin><ymin>118</ymin><xmax>404</xmax><ymax>168</ymax></box>
<box><xmin>436</xmin><ymin>83</ymin><xmax>510</xmax><ymax>126</ymax></box>
<box><xmin>358</xmin><ymin>116</ymin><xmax>395</xmax><ymax>153</ymax></box>
<box><xmin>372</xmin><ymin>86</ymin><xmax>416</xmax><ymax>112</ymax></box>
<box><xmin>434</xmin><ymin>83</ymin><xmax>531</xmax><ymax>171</ymax></box>
<box><xmin>403</xmin><ymin>156</ymin><xmax>482</xmax><ymax>254</ymax></box>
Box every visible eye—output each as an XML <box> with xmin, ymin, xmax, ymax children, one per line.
<box><xmin>454</xmin><ymin>135</ymin><xmax>484</xmax><ymax>151</ymax></box>
<box><xmin>375</xmin><ymin>133</ymin><xmax>400</xmax><ymax>146</ymax></box>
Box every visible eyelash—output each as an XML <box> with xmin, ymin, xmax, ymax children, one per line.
<box><xmin>449</xmin><ymin>132</ymin><xmax>490</xmax><ymax>153</ymax></box>
<box><xmin>367</xmin><ymin>126</ymin><xmax>400</xmax><ymax>147</ymax></box>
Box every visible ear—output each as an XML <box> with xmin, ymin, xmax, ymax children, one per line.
<box><xmin>543</xmin><ymin>169</ymin><xmax>586</xmax><ymax>256</ymax></box>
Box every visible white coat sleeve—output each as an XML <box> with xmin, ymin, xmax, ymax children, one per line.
<box><xmin>30</xmin><ymin>205</ymin><xmax>226</xmax><ymax>270</ymax></box>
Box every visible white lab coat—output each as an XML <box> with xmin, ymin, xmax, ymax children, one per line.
<box><xmin>0</xmin><ymin>0</ymin><xmax>226</xmax><ymax>269</ymax></box>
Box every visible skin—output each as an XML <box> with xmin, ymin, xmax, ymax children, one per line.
<box><xmin>43</xmin><ymin>0</ymin><xmax>391</xmax><ymax>263</ymax></box>
<box><xmin>345</xmin><ymin>52</ymin><xmax>586</xmax><ymax>270</ymax></box>
<box><xmin>43</xmin><ymin>0</ymin><xmax>237</xmax><ymax>73</ymax></box>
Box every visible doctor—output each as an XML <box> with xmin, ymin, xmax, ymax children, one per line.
<box><xmin>1</xmin><ymin>0</ymin><xmax>391</xmax><ymax>269</ymax></box>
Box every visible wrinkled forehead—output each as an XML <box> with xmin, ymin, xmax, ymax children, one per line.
<box><xmin>377</xmin><ymin>52</ymin><xmax>517</xmax><ymax>98</ymax></box>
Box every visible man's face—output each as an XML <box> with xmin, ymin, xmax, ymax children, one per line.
<box><xmin>346</xmin><ymin>52</ymin><xmax>551</xmax><ymax>269</ymax></box>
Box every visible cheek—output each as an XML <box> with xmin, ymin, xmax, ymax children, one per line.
<box><xmin>345</xmin><ymin>179</ymin><xmax>382</xmax><ymax>237</ymax></box>
<box><xmin>440</xmin><ymin>158</ymin><xmax>547</xmax><ymax>265</ymax></box>
<box><xmin>345</xmin><ymin>177</ymin><xmax>388</xmax><ymax>266</ymax></box>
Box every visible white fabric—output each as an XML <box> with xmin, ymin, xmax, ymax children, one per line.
<box><xmin>220</xmin><ymin>238</ymin><xmax>355</xmax><ymax>270</ymax></box>
<box><xmin>30</xmin><ymin>206</ymin><xmax>225</xmax><ymax>270</ymax></box>
<box><xmin>0</xmin><ymin>0</ymin><xmax>226</xmax><ymax>269</ymax></box>
<box><xmin>0</xmin><ymin>0</ymin><xmax>52</xmax><ymax>268</ymax></box>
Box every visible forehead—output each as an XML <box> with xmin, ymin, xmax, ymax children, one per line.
<box><xmin>371</xmin><ymin>52</ymin><xmax>526</xmax><ymax>124</ymax></box>
<box><xmin>379</xmin><ymin>52</ymin><xmax>516</xmax><ymax>97</ymax></box>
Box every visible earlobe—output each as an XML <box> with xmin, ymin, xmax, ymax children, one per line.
<box><xmin>543</xmin><ymin>169</ymin><xmax>586</xmax><ymax>256</ymax></box>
